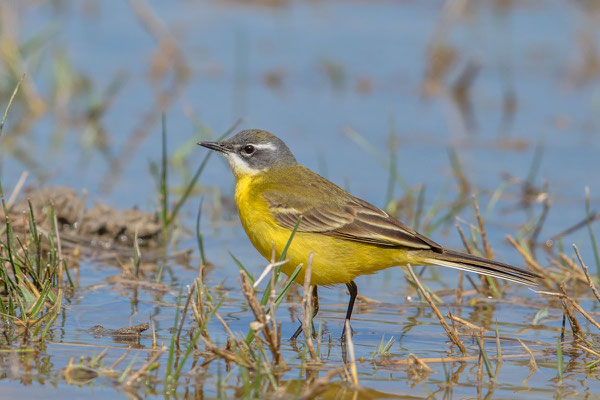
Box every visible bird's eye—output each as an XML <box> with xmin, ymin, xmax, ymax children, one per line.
<box><xmin>243</xmin><ymin>145</ymin><xmax>255</xmax><ymax>155</ymax></box>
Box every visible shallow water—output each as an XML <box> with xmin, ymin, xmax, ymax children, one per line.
<box><xmin>1</xmin><ymin>0</ymin><xmax>600</xmax><ymax>398</ymax></box>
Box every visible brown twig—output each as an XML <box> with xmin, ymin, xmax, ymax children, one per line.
<box><xmin>176</xmin><ymin>284</ymin><xmax>195</xmax><ymax>350</ymax></box>
<box><xmin>5</xmin><ymin>171</ymin><xmax>28</xmax><ymax>211</ymax></box>
<box><xmin>559</xmin><ymin>298</ymin><xmax>584</xmax><ymax>340</ymax></box>
<box><xmin>575</xmin><ymin>343</ymin><xmax>600</xmax><ymax>359</ymax></box>
<box><xmin>297</xmin><ymin>368</ymin><xmax>343</xmax><ymax>400</ymax></box>
<box><xmin>407</xmin><ymin>264</ymin><xmax>467</xmax><ymax>355</ymax></box>
<box><xmin>517</xmin><ymin>339</ymin><xmax>537</xmax><ymax>371</ymax></box>
<box><xmin>447</xmin><ymin>313</ymin><xmax>483</xmax><ymax>333</ymax></box>
<box><xmin>537</xmin><ymin>289</ymin><xmax>600</xmax><ymax>331</ymax></box>
<box><xmin>528</xmin><ymin>195</ymin><xmax>551</xmax><ymax>251</ymax></box>
<box><xmin>473</xmin><ymin>196</ymin><xmax>493</xmax><ymax>260</ymax></box>
<box><xmin>124</xmin><ymin>346</ymin><xmax>166</xmax><ymax>386</ymax></box>
<box><xmin>302</xmin><ymin>252</ymin><xmax>316</xmax><ymax>360</ymax></box>
<box><xmin>547</xmin><ymin>212</ymin><xmax>600</xmax><ymax>243</ymax></box>
<box><xmin>555</xmin><ymin>253</ymin><xmax>588</xmax><ymax>282</ymax></box>
<box><xmin>150</xmin><ymin>314</ymin><xmax>157</xmax><ymax>349</ymax></box>
<box><xmin>344</xmin><ymin>320</ymin><xmax>360</xmax><ymax>388</ymax></box>
<box><xmin>407</xmin><ymin>353</ymin><xmax>433</xmax><ymax>373</ymax></box>
<box><xmin>573</xmin><ymin>244</ymin><xmax>600</xmax><ymax>305</ymax></box>
<box><xmin>239</xmin><ymin>271</ymin><xmax>284</xmax><ymax>367</ymax></box>
<box><xmin>387</xmin><ymin>351</ymin><xmax>538</xmax><ymax>366</ymax></box>
<box><xmin>108</xmin><ymin>350</ymin><xmax>131</xmax><ymax>371</ymax></box>
<box><xmin>455</xmin><ymin>220</ymin><xmax>473</xmax><ymax>254</ymax></box>
<box><xmin>506</xmin><ymin>235</ymin><xmax>556</xmax><ymax>288</ymax></box>
<box><xmin>454</xmin><ymin>220</ymin><xmax>471</xmax><ymax>305</ymax></box>
<box><xmin>215</xmin><ymin>312</ymin><xmax>236</xmax><ymax>340</ymax></box>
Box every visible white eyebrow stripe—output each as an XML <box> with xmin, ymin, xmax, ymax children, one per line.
<box><xmin>250</xmin><ymin>143</ymin><xmax>277</xmax><ymax>151</ymax></box>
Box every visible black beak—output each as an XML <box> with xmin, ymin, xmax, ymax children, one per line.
<box><xmin>198</xmin><ymin>141</ymin><xmax>230</xmax><ymax>153</ymax></box>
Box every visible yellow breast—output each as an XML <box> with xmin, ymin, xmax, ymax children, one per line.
<box><xmin>234</xmin><ymin>174</ymin><xmax>410</xmax><ymax>286</ymax></box>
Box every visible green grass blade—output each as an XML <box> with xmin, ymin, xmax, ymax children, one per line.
<box><xmin>230</xmin><ymin>251</ymin><xmax>254</xmax><ymax>284</ymax></box>
<box><xmin>273</xmin><ymin>263</ymin><xmax>303</xmax><ymax>309</ymax></box>
<box><xmin>160</xmin><ymin>113</ymin><xmax>169</xmax><ymax>229</ymax></box>
<box><xmin>557</xmin><ymin>337</ymin><xmax>563</xmax><ymax>384</ymax></box>
<box><xmin>29</xmin><ymin>281</ymin><xmax>52</xmax><ymax>317</ymax></box>
<box><xmin>173</xmin><ymin>296</ymin><xmax>225</xmax><ymax>382</ymax></box>
<box><xmin>279</xmin><ymin>217</ymin><xmax>302</xmax><ymax>263</ymax></box>
<box><xmin>0</xmin><ymin>74</ymin><xmax>24</xmax><ymax>137</ymax></box>
<box><xmin>196</xmin><ymin>198</ymin><xmax>207</xmax><ymax>266</ymax></box>
<box><xmin>165</xmin><ymin>286</ymin><xmax>183</xmax><ymax>381</ymax></box>
<box><xmin>260</xmin><ymin>216</ymin><xmax>302</xmax><ymax>306</ymax></box>
<box><xmin>476</xmin><ymin>336</ymin><xmax>494</xmax><ymax>379</ymax></box>
<box><xmin>27</xmin><ymin>200</ymin><xmax>42</xmax><ymax>278</ymax></box>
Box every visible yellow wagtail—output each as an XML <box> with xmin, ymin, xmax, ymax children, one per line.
<box><xmin>199</xmin><ymin>129</ymin><xmax>540</xmax><ymax>340</ymax></box>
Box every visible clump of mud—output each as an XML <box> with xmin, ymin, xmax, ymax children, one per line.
<box><xmin>6</xmin><ymin>186</ymin><xmax>162</xmax><ymax>249</ymax></box>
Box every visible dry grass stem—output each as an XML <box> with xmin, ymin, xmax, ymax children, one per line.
<box><xmin>193</xmin><ymin>273</ymin><xmax>206</xmax><ymax>325</ymax></box>
<box><xmin>537</xmin><ymin>289</ymin><xmax>600</xmax><ymax>331</ymax></box>
<box><xmin>214</xmin><ymin>312</ymin><xmax>236</xmax><ymax>340</ymax></box>
<box><xmin>150</xmin><ymin>315</ymin><xmax>157</xmax><ymax>349</ymax></box>
<box><xmin>345</xmin><ymin>321</ymin><xmax>360</xmax><ymax>388</ymax></box>
<box><xmin>575</xmin><ymin>343</ymin><xmax>600</xmax><ymax>359</ymax></box>
<box><xmin>573</xmin><ymin>244</ymin><xmax>600</xmax><ymax>304</ymax></box>
<box><xmin>356</xmin><ymin>294</ymin><xmax>380</xmax><ymax>304</ymax></box>
<box><xmin>557</xmin><ymin>253</ymin><xmax>587</xmax><ymax>282</ymax></box>
<box><xmin>472</xmin><ymin>196</ymin><xmax>493</xmax><ymax>260</ymax></box>
<box><xmin>200</xmin><ymin>337</ymin><xmax>241</xmax><ymax>366</ymax></box>
<box><xmin>108</xmin><ymin>350</ymin><xmax>131</xmax><ymax>371</ymax></box>
<box><xmin>239</xmin><ymin>270</ymin><xmax>284</xmax><ymax>366</ymax></box>
<box><xmin>548</xmin><ymin>213</ymin><xmax>600</xmax><ymax>243</ymax></box>
<box><xmin>455</xmin><ymin>220</ymin><xmax>473</xmax><ymax>254</ymax></box>
<box><xmin>559</xmin><ymin>298</ymin><xmax>584</xmax><ymax>339</ymax></box>
<box><xmin>298</xmin><ymin>369</ymin><xmax>343</xmax><ymax>400</ymax></box>
<box><xmin>6</xmin><ymin>171</ymin><xmax>28</xmax><ymax>211</ymax></box>
<box><xmin>506</xmin><ymin>235</ymin><xmax>555</xmax><ymax>288</ymax></box>
<box><xmin>447</xmin><ymin>313</ymin><xmax>483</xmax><ymax>333</ymax></box>
<box><xmin>176</xmin><ymin>285</ymin><xmax>195</xmax><ymax>349</ymax></box>
<box><xmin>407</xmin><ymin>264</ymin><xmax>467</xmax><ymax>355</ymax></box>
<box><xmin>517</xmin><ymin>339</ymin><xmax>538</xmax><ymax>371</ymax></box>
<box><xmin>253</xmin><ymin>259</ymin><xmax>289</xmax><ymax>288</ymax></box>
<box><xmin>557</xmin><ymin>283</ymin><xmax>584</xmax><ymax>339</ymax></box>
<box><xmin>456</xmin><ymin>271</ymin><xmax>464</xmax><ymax>305</ymax></box>
<box><xmin>454</xmin><ymin>221</ymin><xmax>470</xmax><ymax>305</ymax></box>
<box><xmin>565</xmin><ymin>297</ymin><xmax>600</xmax><ymax>331</ymax></box>
<box><xmin>407</xmin><ymin>353</ymin><xmax>433</xmax><ymax>373</ymax></box>
<box><xmin>302</xmin><ymin>252</ymin><xmax>316</xmax><ymax>360</ymax></box>
<box><xmin>389</xmin><ymin>350</ymin><xmax>540</xmax><ymax>366</ymax></box>
<box><xmin>124</xmin><ymin>346</ymin><xmax>166</xmax><ymax>386</ymax></box>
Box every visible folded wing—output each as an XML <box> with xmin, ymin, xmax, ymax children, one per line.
<box><xmin>264</xmin><ymin>186</ymin><xmax>442</xmax><ymax>251</ymax></box>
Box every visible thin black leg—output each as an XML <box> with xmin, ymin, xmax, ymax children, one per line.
<box><xmin>341</xmin><ymin>280</ymin><xmax>358</xmax><ymax>340</ymax></box>
<box><xmin>290</xmin><ymin>286</ymin><xmax>319</xmax><ymax>340</ymax></box>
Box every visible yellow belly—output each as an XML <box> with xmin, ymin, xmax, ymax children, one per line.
<box><xmin>235</xmin><ymin>175</ymin><xmax>415</xmax><ymax>286</ymax></box>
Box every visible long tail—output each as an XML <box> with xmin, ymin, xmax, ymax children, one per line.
<box><xmin>416</xmin><ymin>249</ymin><xmax>541</xmax><ymax>286</ymax></box>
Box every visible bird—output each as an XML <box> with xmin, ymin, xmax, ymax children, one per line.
<box><xmin>199</xmin><ymin>129</ymin><xmax>540</xmax><ymax>340</ymax></box>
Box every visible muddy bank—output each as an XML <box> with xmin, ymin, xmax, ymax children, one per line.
<box><xmin>3</xmin><ymin>186</ymin><xmax>165</xmax><ymax>256</ymax></box>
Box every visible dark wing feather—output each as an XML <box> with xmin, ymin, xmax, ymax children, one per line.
<box><xmin>263</xmin><ymin>182</ymin><xmax>442</xmax><ymax>251</ymax></box>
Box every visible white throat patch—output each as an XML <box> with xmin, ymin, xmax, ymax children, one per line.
<box><xmin>224</xmin><ymin>152</ymin><xmax>263</xmax><ymax>177</ymax></box>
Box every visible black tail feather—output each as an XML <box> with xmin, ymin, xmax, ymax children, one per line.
<box><xmin>418</xmin><ymin>249</ymin><xmax>541</xmax><ymax>286</ymax></box>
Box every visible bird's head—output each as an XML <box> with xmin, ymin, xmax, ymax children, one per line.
<box><xmin>199</xmin><ymin>129</ymin><xmax>297</xmax><ymax>178</ymax></box>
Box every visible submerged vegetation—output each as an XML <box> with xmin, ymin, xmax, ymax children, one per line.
<box><xmin>1</xmin><ymin>1</ymin><xmax>600</xmax><ymax>399</ymax></box>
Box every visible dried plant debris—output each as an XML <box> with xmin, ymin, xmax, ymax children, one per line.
<box><xmin>6</xmin><ymin>186</ymin><xmax>162</xmax><ymax>248</ymax></box>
